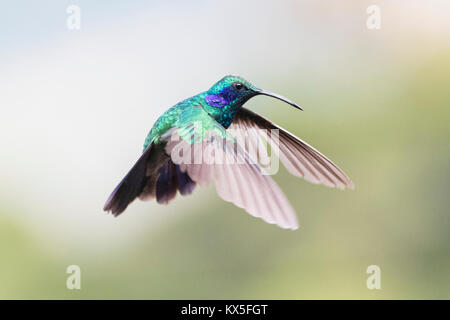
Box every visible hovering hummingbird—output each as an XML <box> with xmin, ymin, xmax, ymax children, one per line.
<box><xmin>104</xmin><ymin>75</ymin><xmax>354</xmax><ymax>230</ymax></box>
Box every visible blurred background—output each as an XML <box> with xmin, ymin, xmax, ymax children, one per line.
<box><xmin>0</xmin><ymin>0</ymin><xmax>449</xmax><ymax>299</ymax></box>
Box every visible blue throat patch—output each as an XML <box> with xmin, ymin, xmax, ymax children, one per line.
<box><xmin>205</xmin><ymin>86</ymin><xmax>239</xmax><ymax>108</ymax></box>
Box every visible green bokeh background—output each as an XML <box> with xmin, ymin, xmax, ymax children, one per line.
<box><xmin>0</xmin><ymin>0</ymin><xmax>449</xmax><ymax>299</ymax></box>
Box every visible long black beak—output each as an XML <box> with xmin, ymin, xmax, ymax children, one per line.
<box><xmin>257</xmin><ymin>89</ymin><xmax>303</xmax><ymax>111</ymax></box>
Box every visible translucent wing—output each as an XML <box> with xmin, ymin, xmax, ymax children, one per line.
<box><xmin>231</xmin><ymin>108</ymin><xmax>354</xmax><ymax>189</ymax></box>
<box><xmin>162</xmin><ymin>106</ymin><xmax>299</xmax><ymax>230</ymax></box>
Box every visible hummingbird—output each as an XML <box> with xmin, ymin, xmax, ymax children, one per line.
<box><xmin>104</xmin><ymin>75</ymin><xmax>354</xmax><ymax>230</ymax></box>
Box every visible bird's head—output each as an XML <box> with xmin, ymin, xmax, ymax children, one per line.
<box><xmin>204</xmin><ymin>75</ymin><xmax>302</xmax><ymax>122</ymax></box>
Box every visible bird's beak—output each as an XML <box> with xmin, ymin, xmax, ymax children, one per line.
<box><xmin>256</xmin><ymin>89</ymin><xmax>303</xmax><ymax>111</ymax></box>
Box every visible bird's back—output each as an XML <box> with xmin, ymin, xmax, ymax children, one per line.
<box><xmin>142</xmin><ymin>93</ymin><xmax>208</xmax><ymax>151</ymax></box>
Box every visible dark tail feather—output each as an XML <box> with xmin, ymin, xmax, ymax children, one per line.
<box><xmin>156</xmin><ymin>161</ymin><xmax>178</xmax><ymax>204</ymax></box>
<box><xmin>176</xmin><ymin>165</ymin><xmax>196</xmax><ymax>195</ymax></box>
<box><xmin>103</xmin><ymin>145</ymin><xmax>153</xmax><ymax>216</ymax></box>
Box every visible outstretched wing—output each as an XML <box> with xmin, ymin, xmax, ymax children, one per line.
<box><xmin>231</xmin><ymin>108</ymin><xmax>354</xmax><ymax>189</ymax></box>
<box><xmin>104</xmin><ymin>139</ymin><xmax>196</xmax><ymax>216</ymax></box>
<box><xmin>162</xmin><ymin>105</ymin><xmax>299</xmax><ymax>230</ymax></box>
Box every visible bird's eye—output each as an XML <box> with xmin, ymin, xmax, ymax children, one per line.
<box><xmin>232</xmin><ymin>82</ymin><xmax>244</xmax><ymax>90</ymax></box>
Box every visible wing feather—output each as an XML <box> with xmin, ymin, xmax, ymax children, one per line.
<box><xmin>163</xmin><ymin>119</ymin><xmax>299</xmax><ymax>230</ymax></box>
<box><xmin>231</xmin><ymin>108</ymin><xmax>354</xmax><ymax>190</ymax></box>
